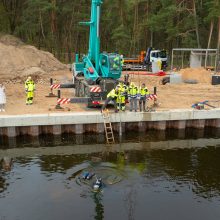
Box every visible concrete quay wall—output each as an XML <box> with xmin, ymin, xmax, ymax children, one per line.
<box><xmin>1</xmin><ymin>109</ymin><xmax>220</xmax><ymax>137</ymax></box>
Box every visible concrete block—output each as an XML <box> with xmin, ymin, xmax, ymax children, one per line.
<box><xmin>170</xmin><ymin>73</ymin><xmax>182</xmax><ymax>84</ymax></box>
<box><xmin>192</xmin><ymin>119</ymin><xmax>205</xmax><ymax>129</ymax></box>
<box><xmin>169</xmin><ymin>110</ymin><xmax>193</xmax><ymax>121</ymax></box>
<box><xmin>41</xmin><ymin>125</ymin><xmax>53</xmax><ymax>134</ymax></box>
<box><xmin>85</xmin><ymin>124</ymin><xmax>101</xmax><ymax>133</ymax></box>
<box><xmin>120</xmin><ymin>122</ymin><xmax>125</xmax><ymax>133</ymax></box>
<box><xmin>125</xmin><ymin>122</ymin><xmax>139</xmax><ymax>131</ymax></box>
<box><xmin>214</xmin><ymin>119</ymin><xmax>220</xmax><ymax>128</ymax></box>
<box><xmin>17</xmin><ymin>126</ymin><xmax>28</xmax><ymax>136</ymax></box>
<box><xmin>96</xmin><ymin>123</ymin><xmax>105</xmax><ymax>134</ymax></box>
<box><xmin>112</xmin><ymin>122</ymin><xmax>125</xmax><ymax>133</ymax></box>
<box><xmin>7</xmin><ymin>127</ymin><xmax>17</xmax><ymax>137</ymax></box>
<box><xmin>75</xmin><ymin>124</ymin><xmax>84</xmax><ymax>134</ymax></box>
<box><xmin>28</xmin><ymin>126</ymin><xmax>39</xmax><ymax>136</ymax></box>
<box><xmin>62</xmin><ymin>125</ymin><xmax>75</xmax><ymax>134</ymax></box>
<box><xmin>138</xmin><ymin>121</ymin><xmax>146</xmax><ymax>132</ymax></box>
<box><xmin>142</xmin><ymin>113</ymin><xmax>152</xmax><ymax>121</ymax></box>
<box><xmin>0</xmin><ymin>128</ymin><xmax>3</xmax><ymax>137</ymax></box>
<box><xmin>205</xmin><ymin>119</ymin><xmax>214</xmax><ymax>127</ymax></box>
<box><xmin>170</xmin><ymin>120</ymin><xmax>186</xmax><ymax>130</ymax></box>
<box><xmin>146</xmin><ymin>121</ymin><xmax>154</xmax><ymax>130</ymax></box>
<box><xmin>151</xmin><ymin>112</ymin><xmax>170</xmax><ymax>121</ymax></box>
<box><xmin>53</xmin><ymin>125</ymin><xmax>62</xmax><ymax>135</ymax></box>
<box><xmin>153</xmin><ymin>121</ymin><xmax>166</xmax><ymax>130</ymax></box>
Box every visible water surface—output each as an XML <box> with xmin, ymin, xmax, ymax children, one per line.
<box><xmin>0</xmin><ymin>132</ymin><xmax>220</xmax><ymax>220</ymax></box>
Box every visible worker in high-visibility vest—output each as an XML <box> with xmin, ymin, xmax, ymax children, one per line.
<box><xmin>128</xmin><ymin>82</ymin><xmax>138</xmax><ymax>112</ymax></box>
<box><xmin>120</xmin><ymin>55</ymin><xmax>124</xmax><ymax>67</ymax></box>
<box><xmin>157</xmin><ymin>59</ymin><xmax>162</xmax><ymax>70</ymax></box>
<box><xmin>25</xmin><ymin>76</ymin><xmax>35</xmax><ymax>105</ymax></box>
<box><xmin>113</xmin><ymin>55</ymin><xmax>124</xmax><ymax>70</ymax></box>
<box><xmin>138</xmin><ymin>83</ymin><xmax>150</xmax><ymax>112</ymax></box>
<box><xmin>116</xmin><ymin>83</ymin><xmax>126</xmax><ymax>111</ymax></box>
<box><xmin>101</xmin><ymin>87</ymin><xmax>119</xmax><ymax>112</ymax></box>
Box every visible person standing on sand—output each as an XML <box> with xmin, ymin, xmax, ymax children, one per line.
<box><xmin>138</xmin><ymin>83</ymin><xmax>150</xmax><ymax>112</ymax></box>
<box><xmin>25</xmin><ymin>76</ymin><xmax>35</xmax><ymax>105</ymax></box>
<box><xmin>128</xmin><ymin>82</ymin><xmax>138</xmax><ymax>112</ymax></box>
<box><xmin>0</xmin><ymin>83</ymin><xmax>6</xmax><ymax>112</ymax></box>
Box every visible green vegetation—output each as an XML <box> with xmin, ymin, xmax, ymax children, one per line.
<box><xmin>0</xmin><ymin>0</ymin><xmax>219</xmax><ymax>62</ymax></box>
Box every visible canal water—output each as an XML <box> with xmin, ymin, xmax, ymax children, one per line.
<box><xmin>0</xmin><ymin>130</ymin><xmax>220</xmax><ymax>220</ymax></box>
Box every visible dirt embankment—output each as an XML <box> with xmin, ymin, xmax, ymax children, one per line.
<box><xmin>0</xmin><ymin>35</ymin><xmax>67</xmax><ymax>82</ymax></box>
<box><xmin>179</xmin><ymin>68</ymin><xmax>211</xmax><ymax>83</ymax></box>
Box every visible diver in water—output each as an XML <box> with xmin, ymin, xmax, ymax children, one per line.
<box><xmin>82</xmin><ymin>171</ymin><xmax>95</xmax><ymax>180</ymax></box>
<box><xmin>93</xmin><ymin>178</ymin><xmax>102</xmax><ymax>190</ymax></box>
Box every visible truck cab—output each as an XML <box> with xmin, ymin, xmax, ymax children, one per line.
<box><xmin>145</xmin><ymin>48</ymin><xmax>168</xmax><ymax>70</ymax></box>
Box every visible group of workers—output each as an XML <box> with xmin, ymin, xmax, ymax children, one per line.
<box><xmin>24</xmin><ymin>75</ymin><xmax>150</xmax><ymax>113</ymax></box>
<box><xmin>102</xmin><ymin>81</ymin><xmax>150</xmax><ymax>113</ymax></box>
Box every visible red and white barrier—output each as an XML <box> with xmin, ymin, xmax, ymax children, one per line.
<box><xmin>57</xmin><ymin>98</ymin><xmax>70</xmax><ymax>104</ymax></box>
<box><xmin>90</xmin><ymin>87</ymin><xmax>101</xmax><ymax>93</ymax></box>
<box><xmin>50</xmin><ymin>84</ymin><xmax>61</xmax><ymax>89</ymax></box>
<box><xmin>148</xmin><ymin>94</ymin><xmax>157</xmax><ymax>101</ymax></box>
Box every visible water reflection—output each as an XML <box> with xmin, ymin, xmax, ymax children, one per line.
<box><xmin>1</xmin><ymin>146</ymin><xmax>218</xmax><ymax>200</ymax></box>
<box><xmin>0</xmin><ymin>133</ymin><xmax>220</xmax><ymax>219</ymax></box>
<box><xmin>93</xmin><ymin>192</ymin><xmax>104</xmax><ymax>220</ymax></box>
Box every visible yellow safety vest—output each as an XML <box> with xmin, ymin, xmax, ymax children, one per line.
<box><xmin>121</xmin><ymin>58</ymin><xmax>124</xmax><ymax>66</ymax></box>
<box><xmin>113</xmin><ymin>56</ymin><xmax>123</xmax><ymax>69</ymax></box>
<box><xmin>128</xmin><ymin>86</ymin><xmax>138</xmax><ymax>98</ymax></box>
<box><xmin>107</xmin><ymin>89</ymin><xmax>118</xmax><ymax>99</ymax></box>
<box><xmin>25</xmin><ymin>80</ymin><xmax>35</xmax><ymax>92</ymax></box>
<box><xmin>139</xmin><ymin>87</ymin><xmax>149</xmax><ymax>97</ymax></box>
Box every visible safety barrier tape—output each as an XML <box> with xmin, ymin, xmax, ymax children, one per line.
<box><xmin>90</xmin><ymin>87</ymin><xmax>102</xmax><ymax>93</ymax></box>
<box><xmin>148</xmin><ymin>94</ymin><xmax>157</xmax><ymax>100</ymax></box>
<box><xmin>50</xmin><ymin>84</ymin><xmax>61</xmax><ymax>89</ymax></box>
<box><xmin>57</xmin><ymin>98</ymin><xmax>70</xmax><ymax>104</ymax></box>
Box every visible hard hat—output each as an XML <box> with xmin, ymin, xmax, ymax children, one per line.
<box><xmin>27</xmin><ymin>76</ymin><xmax>32</xmax><ymax>80</ymax></box>
<box><xmin>130</xmin><ymin>82</ymin><xmax>134</xmax><ymax>86</ymax></box>
<box><xmin>120</xmin><ymin>54</ymin><xmax>123</xmax><ymax>58</ymax></box>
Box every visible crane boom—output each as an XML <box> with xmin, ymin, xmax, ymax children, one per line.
<box><xmin>72</xmin><ymin>0</ymin><xmax>122</xmax><ymax>108</ymax></box>
<box><xmin>80</xmin><ymin>0</ymin><xmax>102</xmax><ymax>73</ymax></box>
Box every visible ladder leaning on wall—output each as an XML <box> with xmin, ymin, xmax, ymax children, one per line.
<box><xmin>102</xmin><ymin>109</ymin><xmax>115</xmax><ymax>144</ymax></box>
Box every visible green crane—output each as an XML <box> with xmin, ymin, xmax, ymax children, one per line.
<box><xmin>74</xmin><ymin>0</ymin><xmax>122</xmax><ymax>82</ymax></box>
<box><xmin>72</xmin><ymin>0</ymin><xmax>123</xmax><ymax>107</ymax></box>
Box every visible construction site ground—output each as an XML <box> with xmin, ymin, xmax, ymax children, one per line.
<box><xmin>1</xmin><ymin>68</ymin><xmax>220</xmax><ymax>115</ymax></box>
<box><xmin>1</xmin><ymin>35</ymin><xmax>219</xmax><ymax>115</ymax></box>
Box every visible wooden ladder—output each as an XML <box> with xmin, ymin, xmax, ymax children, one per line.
<box><xmin>102</xmin><ymin>109</ymin><xmax>115</xmax><ymax>144</ymax></box>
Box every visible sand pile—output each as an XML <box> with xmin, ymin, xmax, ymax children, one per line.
<box><xmin>179</xmin><ymin>68</ymin><xmax>211</xmax><ymax>83</ymax></box>
<box><xmin>0</xmin><ymin>35</ymin><xmax>67</xmax><ymax>81</ymax></box>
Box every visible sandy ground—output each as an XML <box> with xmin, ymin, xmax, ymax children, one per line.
<box><xmin>1</xmin><ymin>68</ymin><xmax>220</xmax><ymax>115</ymax></box>
<box><xmin>1</xmin><ymin>35</ymin><xmax>219</xmax><ymax>115</ymax></box>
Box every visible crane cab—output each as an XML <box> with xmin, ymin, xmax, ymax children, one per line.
<box><xmin>99</xmin><ymin>53</ymin><xmax>122</xmax><ymax>79</ymax></box>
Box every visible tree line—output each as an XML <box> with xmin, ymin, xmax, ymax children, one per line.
<box><xmin>0</xmin><ymin>0</ymin><xmax>219</xmax><ymax>62</ymax></box>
